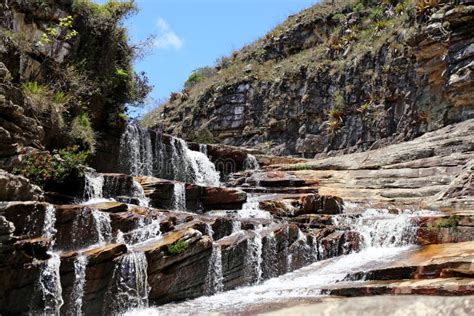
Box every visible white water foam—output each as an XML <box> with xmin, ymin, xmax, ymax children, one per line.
<box><xmin>70</xmin><ymin>254</ymin><xmax>88</xmax><ymax>314</ymax></box>
<box><xmin>205</xmin><ymin>243</ymin><xmax>224</xmax><ymax>295</ymax></box>
<box><xmin>237</xmin><ymin>194</ymin><xmax>273</xmax><ymax>219</ymax></box>
<box><xmin>103</xmin><ymin>251</ymin><xmax>150</xmax><ymax>314</ymax></box>
<box><xmin>172</xmin><ymin>182</ymin><xmax>186</xmax><ymax>210</ymax></box>
<box><xmin>84</xmin><ymin>172</ymin><xmax>104</xmax><ymax>201</ymax></box>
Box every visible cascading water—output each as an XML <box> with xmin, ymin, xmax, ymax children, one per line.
<box><xmin>119</xmin><ymin>124</ymin><xmax>154</xmax><ymax>176</ymax></box>
<box><xmin>131</xmin><ymin>179</ymin><xmax>150</xmax><ymax>207</ymax></box>
<box><xmin>172</xmin><ymin>182</ymin><xmax>186</xmax><ymax>210</ymax></box>
<box><xmin>205</xmin><ymin>243</ymin><xmax>224</xmax><ymax>295</ymax></box>
<box><xmin>117</xmin><ymin>217</ymin><xmax>161</xmax><ymax>246</ymax></box>
<box><xmin>245</xmin><ymin>227</ymin><xmax>263</xmax><ymax>285</ymax></box>
<box><xmin>199</xmin><ymin>144</ymin><xmax>208</xmax><ymax>156</ymax></box>
<box><xmin>131</xmin><ymin>207</ymin><xmax>432</xmax><ymax>314</ymax></box>
<box><xmin>237</xmin><ymin>194</ymin><xmax>272</xmax><ymax>219</ymax></box>
<box><xmin>71</xmin><ymin>208</ymin><xmax>112</xmax><ymax>250</ymax></box>
<box><xmin>32</xmin><ymin>253</ymin><xmax>64</xmax><ymax>314</ymax></box>
<box><xmin>103</xmin><ymin>251</ymin><xmax>150</xmax><ymax>314</ymax></box>
<box><xmin>42</xmin><ymin>204</ymin><xmax>57</xmax><ymax>242</ymax></box>
<box><xmin>119</xmin><ymin>124</ymin><xmax>220</xmax><ymax>186</ymax></box>
<box><xmin>30</xmin><ymin>205</ymin><xmax>64</xmax><ymax>314</ymax></box>
<box><xmin>83</xmin><ymin>172</ymin><xmax>104</xmax><ymax>201</ymax></box>
<box><xmin>244</xmin><ymin>154</ymin><xmax>259</xmax><ymax>170</ymax></box>
<box><xmin>70</xmin><ymin>255</ymin><xmax>88</xmax><ymax>315</ymax></box>
<box><xmin>261</xmin><ymin>232</ymin><xmax>278</xmax><ymax>279</ymax></box>
<box><xmin>91</xmin><ymin>209</ymin><xmax>112</xmax><ymax>245</ymax></box>
<box><xmin>332</xmin><ymin>208</ymin><xmax>432</xmax><ymax>248</ymax></box>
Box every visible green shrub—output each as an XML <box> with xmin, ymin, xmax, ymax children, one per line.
<box><xmin>193</xmin><ymin>126</ymin><xmax>215</xmax><ymax>144</ymax></box>
<box><xmin>52</xmin><ymin>91</ymin><xmax>68</xmax><ymax>104</ymax></box>
<box><xmin>185</xmin><ymin>71</ymin><xmax>204</xmax><ymax>89</ymax></box>
<box><xmin>331</xmin><ymin>13</ymin><xmax>346</xmax><ymax>23</ymax></box>
<box><xmin>184</xmin><ymin>67</ymin><xmax>215</xmax><ymax>89</ymax></box>
<box><xmin>72</xmin><ymin>0</ymin><xmax>137</xmax><ymax>19</ymax></box>
<box><xmin>353</xmin><ymin>2</ymin><xmax>365</xmax><ymax>13</ymax></box>
<box><xmin>23</xmin><ymin>82</ymin><xmax>45</xmax><ymax>95</ymax></box>
<box><xmin>70</xmin><ymin>113</ymin><xmax>96</xmax><ymax>153</ymax></box>
<box><xmin>167</xmin><ymin>240</ymin><xmax>188</xmax><ymax>255</ymax></box>
<box><xmin>375</xmin><ymin>20</ymin><xmax>388</xmax><ymax>30</ymax></box>
<box><xmin>13</xmin><ymin>145</ymin><xmax>89</xmax><ymax>187</ymax></box>
<box><xmin>435</xmin><ymin>216</ymin><xmax>460</xmax><ymax>228</ymax></box>
<box><xmin>394</xmin><ymin>1</ymin><xmax>408</xmax><ymax>14</ymax></box>
<box><xmin>115</xmin><ymin>68</ymin><xmax>128</xmax><ymax>78</ymax></box>
<box><xmin>369</xmin><ymin>6</ymin><xmax>385</xmax><ymax>20</ymax></box>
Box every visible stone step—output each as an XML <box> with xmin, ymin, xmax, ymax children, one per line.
<box><xmin>346</xmin><ymin>242</ymin><xmax>474</xmax><ymax>282</ymax></box>
<box><xmin>323</xmin><ymin>277</ymin><xmax>474</xmax><ymax>296</ymax></box>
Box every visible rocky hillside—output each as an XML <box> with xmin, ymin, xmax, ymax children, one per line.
<box><xmin>144</xmin><ymin>0</ymin><xmax>474</xmax><ymax>157</ymax></box>
<box><xmin>0</xmin><ymin>0</ymin><xmax>150</xmax><ymax>171</ymax></box>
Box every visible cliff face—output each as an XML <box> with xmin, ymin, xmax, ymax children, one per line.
<box><xmin>147</xmin><ymin>0</ymin><xmax>474</xmax><ymax>157</ymax></box>
<box><xmin>0</xmin><ymin>0</ymin><xmax>148</xmax><ymax>169</ymax></box>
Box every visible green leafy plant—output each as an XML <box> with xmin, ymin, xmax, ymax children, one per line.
<box><xmin>167</xmin><ymin>240</ymin><xmax>189</xmax><ymax>255</ymax></box>
<box><xmin>327</xmin><ymin>119</ymin><xmax>342</xmax><ymax>135</ymax></box>
<box><xmin>432</xmin><ymin>216</ymin><xmax>460</xmax><ymax>229</ymax></box>
<box><xmin>13</xmin><ymin>146</ymin><xmax>89</xmax><ymax>187</ymax></box>
<box><xmin>394</xmin><ymin>1</ymin><xmax>409</xmax><ymax>14</ymax></box>
<box><xmin>37</xmin><ymin>15</ymin><xmax>78</xmax><ymax>48</ymax></box>
<box><xmin>193</xmin><ymin>126</ymin><xmax>215</xmax><ymax>144</ymax></box>
<box><xmin>369</xmin><ymin>6</ymin><xmax>385</xmax><ymax>20</ymax></box>
<box><xmin>23</xmin><ymin>82</ymin><xmax>45</xmax><ymax>95</ymax></box>
<box><xmin>353</xmin><ymin>2</ymin><xmax>365</xmax><ymax>13</ymax></box>
<box><xmin>357</xmin><ymin>102</ymin><xmax>370</xmax><ymax>113</ymax></box>
<box><xmin>52</xmin><ymin>91</ymin><xmax>68</xmax><ymax>104</ymax></box>
<box><xmin>375</xmin><ymin>20</ymin><xmax>388</xmax><ymax>30</ymax></box>
<box><xmin>70</xmin><ymin>113</ymin><xmax>96</xmax><ymax>153</ymax></box>
<box><xmin>331</xmin><ymin>13</ymin><xmax>346</xmax><ymax>23</ymax></box>
<box><xmin>115</xmin><ymin>68</ymin><xmax>128</xmax><ymax>78</ymax></box>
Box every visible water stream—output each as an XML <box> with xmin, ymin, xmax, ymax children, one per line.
<box><xmin>103</xmin><ymin>251</ymin><xmax>150</xmax><ymax>314</ymax></box>
<box><xmin>126</xmin><ymin>207</ymin><xmax>430</xmax><ymax>315</ymax></box>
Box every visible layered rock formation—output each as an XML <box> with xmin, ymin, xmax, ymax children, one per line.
<box><xmin>147</xmin><ymin>0</ymin><xmax>473</xmax><ymax>157</ymax></box>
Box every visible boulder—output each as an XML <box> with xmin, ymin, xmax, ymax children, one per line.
<box><xmin>202</xmin><ymin>187</ymin><xmax>247</xmax><ymax>210</ymax></box>
<box><xmin>0</xmin><ymin>169</ymin><xmax>43</xmax><ymax>201</ymax></box>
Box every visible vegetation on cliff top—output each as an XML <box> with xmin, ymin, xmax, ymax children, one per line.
<box><xmin>141</xmin><ymin>0</ymin><xmax>442</xmax><ymax>147</ymax></box>
<box><xmin>0</xmin><ymin>0</ymin><xmax>152</xmax><ymax>183</ymax></box>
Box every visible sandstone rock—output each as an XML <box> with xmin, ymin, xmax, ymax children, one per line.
<box><xmin>0</xmin><ymin>169</ymin><xmax>43</xmax><ymax>201</ymax></box>
<box><xmin>202</xmin><ymin>186</ymin><xmax>247</xmax><ymax>210</ymax></box>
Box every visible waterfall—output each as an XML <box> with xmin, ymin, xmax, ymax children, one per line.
<box><xmin>199</xmin><ymin>144</ymin><xmax>208</xmax><ymax>156</ymax></box>
<box><xmin>119</xmin><ymin>124</ymin><xmax>220</xmax><ymax>186</ymax></box>
<box><xmin>103</xmin><ymin>252</ymin><xmax>150</xmax><ymax>314</ymax></box>
<box><xmin>245</xmin><ymin>228</ymin><xmax>263</xmax><ymax>285</ymax></box>
<box><xmin>205</xmin><ymin>223</ymin><xmax>214</xmax><ymax>238</ymax></box>
<box><xmin>33</xmin><ymin>253</ymin><xmax>64</xmax><ymax>314</ymax></box>
<box><xmin>231</xmin><ymin>220</ymin><xmax>242</xmax><ymax>234</ymax></box>
<box><xmin>131</xmin><ymin>179</ymin><xmax>150</xmax><ymax>207</ymax></box>
<box><xmin>333</xmin><ymin>208</ymin><xmax>422</xmax><ymax>248</ymax></box>
<box><xmin>118</xmin><ymin>217</ymin><xmax>161</xmax><ymax>246</ymax></box>
<box><xmin>205</xmin><ymin>243</ymin><xmax>224</xmax><ymax>295</ymax></box>
<box><xmin>172</xmin><ymin>182</ymin><xmax>186</xmax><ymax>210</ymax></box>
<box><xmin>91</xmin><ymin>209</ymin><xmax>112</xmax><ymax>245</ymax></box>
<box><xmin>169</xmin><ymin>137</ymin><xmax>220</xmax><ymax>186</ymax></box>
<box><xmin>238</xmin><ymin>194</ymin><xmax>272</xmax><ymax>219</ymax></box>
<box><xmin>71</xmin><ymin>208</ymin><xmax>112</xmax><ymax>250</ymax></box>
<box><xmin>42</xmin><ymin>204</ymin><xmax>57</xmax><ymax>242</ymax></box>
<box><xmin>244</xmin><ymin>154</ymin><xmax>259</xmax><ymax>170</ymax></box>
<box><xmin>119</xmin><ymin>124</ymin><xmax>153</xmax><ymax>176</ymax></box>
<box><xmin>83</xmin><ymin>172</ymin><xmax>104</xmax><ymax>201</ymax></box>
<box><xmin>70</xmin><ymin>255</ymin><xmax>88</xmax><ymax>315</ymax></box>
<box><xmin>262</xmin><ymin>232</ymin><xmax>278</xmax><ymax>279</ymax></box>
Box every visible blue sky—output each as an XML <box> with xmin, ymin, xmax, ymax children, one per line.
<box><xmin>97</xmin><ymin>0</ymin><xmax>318</xmax><ymax>116</ymax></box>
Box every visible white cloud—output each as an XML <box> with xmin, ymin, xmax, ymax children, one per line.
<box><xmin>154</xmin><ymin>18</ymin><xmax>183</xmax><ymax>50</ymax></box>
